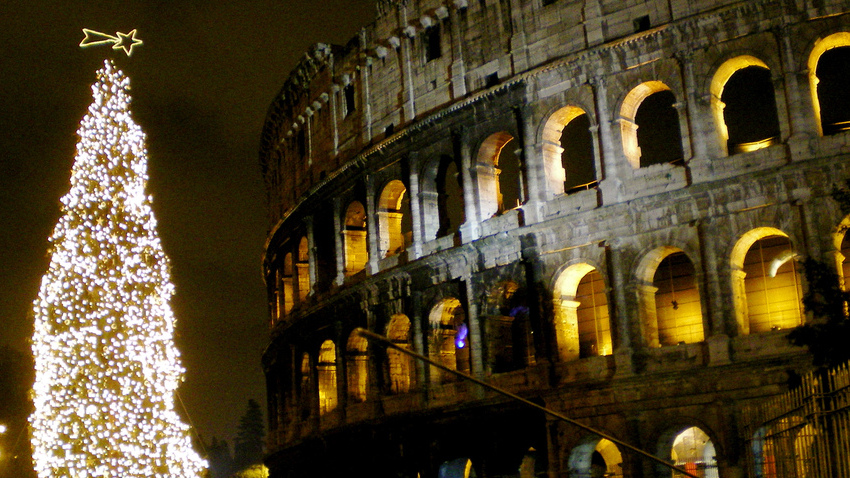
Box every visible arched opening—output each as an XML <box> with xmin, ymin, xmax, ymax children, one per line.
<box><xmin>667</xmin><ymin>427</ymin><xmax>719</xmax><ymax>478</ymax></box>
<box><xmin>343</xmin><ymin>201</ymin><xmax>368</xmax><ymax>275</ymax></box>
<box><xmin>297</xmin><ymin>237</ymin><xmax>310</xmax><ymax>300</ymax></box>
<box><xmin>542</xmin><ymin>106</ymin><xmax>597</xmax><ymax>196</ymax></box>
<box><xmin>476</xmin><ymin>132</ymin><xmax>523</xmax><ymax>218</ymax></box>
<box><xmin>794</xmin><ymin>423</ymin><xmax>819</xmax><ymax>478</ymax></box>
<box><xmin>653</xmin><ymin>251</ymin><xmax>704</xmax><ymax>346</ymax></box>
<box><xmin>378</xmin><ymin>180</ymin><xmax>412</xmax><ymax>258</ymax></box>
<box><xmin>841</xmin><ymin>229</ymin><xmax>850</xmax><ymax>289</ymax></box>
<box><xmin>387</xmin><ymin>314</ymin><xmax>415</xmax><ymax>394</ymax></box>
<box><xmin>711</xmin><ymin>57</ymin><xmax>780</xmax><ymax>154</ymax></box>
<box><xmin>346</xmin><ymin>332</ymin><xmax>368</xmax><ymax>403</ymax></box>
<box><xmin>299</xmin><ymin>352</ymin><xmax>311</xmax><ymax>419</ymax></box>
<box><xmin>487</xmin><ymin>281</ymin><xmax>534</xmax><ymax>373</ymax></box>
<box><xmin>317</xmin><ymin>340</ymin><xmax>338</xmax><ymax>414</ymax></box>
<box><xmin>808</xmin><ymin>33</ymin><xmax>850</xmax><ymax>136</ymax></box>
<box><xmin>731</xmin><ymin>229</ymin><xmax>802</xmax><ymax>334</ymax></box>
<box><xmin>423</xmin><ymin>156</ymin><xmax>465</xmax><ymax>240</ymax></box>
<box><xmin>428</xmin><ymin>298</ymin><xmax>470</xmax><ymax>382</ymax></box>
<box><xmin>553</xmin><ymin>264</ymin><xmax>613</xmax><ymax>361</ymax></box>
<box><xmin>568</xmin><ymin>437</ymin><xmax>624</xmax><ymax>478</ymax></box>
<box><xmin>280</xmin><ymin>254</ymin><xmax>294</xmax><ymax>317</ymax></box>
<box><xmin>620</xmin><ymin>81</ymin><xmax>684</xmax><ymax>168</ymax></box>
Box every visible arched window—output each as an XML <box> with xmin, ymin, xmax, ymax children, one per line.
<box><xmin>280</xmin><ymin>254</ymin><xmax>294</xmax><ymax>316</ymax></box>
<box><xmin>667</xmin><ymin>427</ymin><xmax>719</xmax><ymax>478</ymax></box>
<box><xmin>346</xmin><ymin>333</ymin><xmax>368</xmax><ymax>403</ymax></box>
<box><xmin>542</xmin><ymin>106</ymin><xmax>597</xmax><ymax>196</ymax></box>
<box><xmin>317</xmin><ymin>340</ymin><xmax>338</xmax><ymax>414</ymax></box>
<box><xmin>734</xmin><ymin>233</ymin><xmax>802</xmax><ymax>333</ymax></box>
<box><xmin>378</xmin><ymin>180</ymin><xmax>411</xmax><ymax>258</ymax></box>
<box><xmin>297</xmin><ymin>237</ymin><xmax>310</xmax><ymax>300</ymax></box>
<box><xmin>476</xmin><ymin>132</ymin><xmax>523</xmax><ymax>218</ymax></box>
<box><xmin>653</xmin><ymin>252</ymin><xmax>704</xmax><ymax>346</ymax></box>
<box><xmin>428</xmin><ymin>298</ymin><xmax>470</xmax><ymax>382</ymax></box>
<box><xmin>487</xmin><ymin>281</ymin><xmax>533</xmax><ymax>372</ymax></box>
<box><xmin>808</xmin><ymin>33</ymin><xmax>850</xmax><ymax>136</ymax></box>
<box><xmin>711</xmin><ymin>57</ymin><xmax>781</xmax><ymax>154</ymax></box>
<box><xmin>568</xmin><ymin>437</ymin><xmax>624</xmax><ymax>478</ymax></box>
<box><xmin>620</xmin><ymin>81</ymin><xmax>684</xmax><ymax>168</ymax></box>
<box><xmin>422</xmin><ymin>156</ymin><xmax>465</xmax><ymax>240</ymax></box>
<box><xmin>553</xmin><ymin>264</ymin><xmax>613</xmax><ymax>361</ymax></box>
<box><xmin>343</xmin><ymin>201</ymin><xmax>368</xmax><ymax>275</ymax></box>
<box><xmin>387</xmin><ymin>314</ymin><xmax>415</xmax><ymax>394</ymax></box>
<box><xmin>636</xmin><ymin>248</ymin><xmax>704</xmax><ymax>347</ymax></box>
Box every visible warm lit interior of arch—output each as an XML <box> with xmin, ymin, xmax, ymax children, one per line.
<box><xmin>297</xmin><ymin>236</ymin><xmax>310</xmax><ymax>300</ymax></box>
<box><xmin>670</xmin><ymin>427</ymin><xmax>718</xmax><ymax>478</ymax></box>
<box><xmin>378</xmin><ymin>180</ymin><xmax>408</xmax><ymax>258</ymax></box>
<box><xmin>428</xmin><ymin>298</ymin><xmax>470</xmax><ymax>382</ymax></box>
<box><xmin>835</xmin><ymin>219</ymin><xmax>850</xmax><ymax>289</ymax></box>
<box><xmin>317</xmin><ymin>340</ymin><xmax>338</xmax><ymax>414</ymax></box>
<box><xmin>346</xmin><ymin>332</ymin><xmax>368</xmax><ymax>403</ymax></box>
<box><xmin>731</xmin><ymin>227</ymin><xmax>802</xmax><ymax>333</ymax></box>
<box><xmin>553</xmin><ymin>264</ymin><xmax>611</xmax><ymax>360</ymax></box>
<box><xmin>387</xmin><ymin>314</ymin><xmax>415</xmax><ymax>394</ymax></box>
<box><xmin>300</xmin><ymin>352</ymin><xmax>311</xmax><ymax>414</ymax></box>
<box><xmin>808</xmin><ymin>32</ymin><xmax>850</xmax><ymax>136</ymax></box>
<box><xmin>653</xmin><ymin>251</ymin><xmax>704</xmax><ymax>345</ymax></box>
<box><xmin>343</xmin><ymin>201</ymin><xmax>368</xmax><ymax>275</ymax></box>
<box><xmin>476</xmin><ymin>131</ymin><xmax>520</xmax><ymax>217</ymax></box>
<box><xmin>710</xmin><ymin>55</ymin><xmax>772</xmax><ymax>154</ymax></box>
<box><xmin>620</xmin><ymin>81</ymin><xmax>671</xmax><ymax>168</ymax></box>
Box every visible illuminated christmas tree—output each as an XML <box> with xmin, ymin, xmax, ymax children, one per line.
<box><xmin>29</xmin><ymin>60</ymin><xmax>207</xmax><ymax>478</ymax></box>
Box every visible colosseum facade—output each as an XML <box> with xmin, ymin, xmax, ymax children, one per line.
<box><xmin>259</xmin><ymin>0</ymin><xmax>850</xmax><ymax>476</ymax></box>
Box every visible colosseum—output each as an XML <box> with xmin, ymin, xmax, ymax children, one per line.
<box><xmin>258</xmin><ymin>0</ymin><xmax>850</xmax><ymax>476</ymax></box>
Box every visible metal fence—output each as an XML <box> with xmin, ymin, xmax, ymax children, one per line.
<box><xmin>741</xmin><ymin>362</ymin><xmax>850</xmax><ymax>477</ymax></box>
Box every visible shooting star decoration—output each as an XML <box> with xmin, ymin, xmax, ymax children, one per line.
<box><xmin>80</xmin><ymin>29</ymin><xmax>143</xmax><ymax>56</ymax></box>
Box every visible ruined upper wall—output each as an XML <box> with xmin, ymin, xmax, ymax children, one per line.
<box><xmin>259</xmin><ymin>0</ymin><xmax>846</xmax><ymax>223</ymax></box>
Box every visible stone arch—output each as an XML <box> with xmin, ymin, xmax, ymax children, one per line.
<box><xmin>377</xmin><ymin>179</ymin><xmax>411</xmax><ymax>258</ymax></box>
<box><xmin>656</xmin><ymin>426</ymin><xmax>719</xmax><ymax>478</ymax></box>
<box><xmin>343</xmin><ymin>201</ymin><xmax>368</xmax><ymax>275</ymax></box>
<box><xmin>297</xmin><ymin>236</ymin><xmax>310</xmax><ymax>300</ymax></box>
<box><xmin>808</xmin><ymin>32</ymin><xmax>850</xmax><ymax>136</ymax></box>
<box><xmin>428</xmin><ymin>297</ymin><xmax>469</xmax><ymax>382</ymax></box>
<box><xmin>730</xmin><ymin>227</ymin><xmax>802</xmax><ymax>334</ymax></box>
<box><xmin>386</xmin><ymin>314</ymin><xmax>415</xmax><ymax>394</ymax></box>
<box><xmin>710</xmin><ymin>55</ymin><xmax>781</xmax><ymax>154</ymax></box>
<box><xmin>831</xmin><ymin>216</ymin><xmax>850</xmax><ymax>289</ymax></box>
<box><xmin>346</xmin><ymin>332</ymin><xmax>368</xmax><ymax>403</ymax></box>
<box><xmin>542</xmin><ymin>106</ymin><xmax>597</xmax><ymax>196</ymax></box>
<box><xmin>317</xmin><ymin>339</ymin><xmax>338</xmax><ymax>414</ymax></box>
<box><xmin>487</xmin><ymin>281</ymin><xmax>533</xmax><ymax>372</ymax></box>
<box><xmin>619</xmin><ymin>81</ymin><xmax>684</xmax><ymax>168</ymax></box>
<box><xmin>567</xmin><ymin>436</ymin><xmax>624</xmax><ymax>478</ymax></box>
<box><xmin>476</xmin><ymin>132</ymin><xmax>522</xmax><ymax>218</ymax></box>
<box><xmin>552</xmin><ymin>263</ymin><xmax>612</xmax><ymax>361</ymax></box>
<box><xmin>636</xmin><ymin>247</ymin><xmax>704</xmax><ymax>347</ymax></box>
<box><xmin>422</xmin><ymin>155</ymin><xmax>465</xmax><ymax>240</ymax></box>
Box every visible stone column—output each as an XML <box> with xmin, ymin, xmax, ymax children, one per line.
<box><xmin>332</xmin><ymin>197</ymin><xmax>345</xmax><ymax>286</ymax></box>
<box><xmin>455</xmin><ymin>128</ymin><xmax>481</xmax><ymax>241</ymax></box>
<box><xmin>365</xmin><ymin>174</ymin><xmax>380</xmax><ymax>274</ymax></box>
<box><xmin>449</xmin><ymin>0</ymin><xmax>467</xmax><ymax>98</ymax></box>
<box><xmin>407</xmin><ymin>154</ymin><xmax>425</xmax><ymax>258</ymax></box>
<box><xmin>591</xmin><ymin>76</ymin><xmax>621</xmax><ymax>203</ymax></box>
<box><xmin>775</xmin><ymin>25</ymin><xmax>818</xmax><ymax>142</ymax></box>
<box><xmin>514</xmin><ymin>104</ymin><xmax>544</xmax><ymax>224</ymax></box>
<box><xmin>305</xmin><ymin>217</ymin><xmax>318</xmax><ymax>295</ymax></box>
<box><xmin>463</xmin><ymin>278</ymin><xmax>485</xmax><ymax>384</ymax></box>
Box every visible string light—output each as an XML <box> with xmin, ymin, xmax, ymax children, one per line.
<box><xmin>30</xmin><ymin>60</ymin><xmax>207</xmax><ymax>478</ymax></box>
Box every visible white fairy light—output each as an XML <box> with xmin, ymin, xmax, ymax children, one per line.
<box><xmin>30</xmin><ymin>60</ymin><xmax>207</xmax><ymax>478</ymax></box>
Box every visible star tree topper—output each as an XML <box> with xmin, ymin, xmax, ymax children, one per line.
<box><xmin>80</xmin><ymin>28</ymin><xmax>143</xmax><ymax>56</ymax></box>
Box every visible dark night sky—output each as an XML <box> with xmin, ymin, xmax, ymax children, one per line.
<box><xmin>0</xmin><ymin>0</ymin><xmax>376</xmax><ymax>446</ymax></box>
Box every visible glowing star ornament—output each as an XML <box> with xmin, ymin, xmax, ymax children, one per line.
<box><xmin>29</xmin><ymin>60</ymin><xmax>206</xmax><ymax>478</ymax></box>
<box><xmin>80</xmin><ymin>28</ymin><xmax>143</xmax><ymax>56</ymax></box>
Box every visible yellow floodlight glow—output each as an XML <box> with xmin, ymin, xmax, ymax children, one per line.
<box><xmin>80</xmin><ymin>29</ymin><xmax>143</xmax><ymax>56</ymax></box>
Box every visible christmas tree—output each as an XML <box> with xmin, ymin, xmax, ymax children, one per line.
<box><xmin>29</xmin><ymin>60</ymin><xmax>207</xmax><ymax>478</ymax></box>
